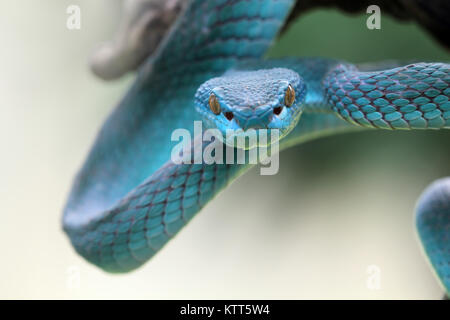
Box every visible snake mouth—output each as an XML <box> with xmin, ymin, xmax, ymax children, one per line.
<box><xmin>226</xmin><ymin>104</ymin><xmax>290</xmax><ymax>131</ymax></box>
<box><xmin>221</xmin><ymin>128</ymin><xmax>281</xmax><ymax>150</ymax></box>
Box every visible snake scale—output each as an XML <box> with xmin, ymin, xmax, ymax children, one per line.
<box><xmin>63</xmin><ymin>0</ymin><xmax>450</xmax><ymax>296</ymax></box>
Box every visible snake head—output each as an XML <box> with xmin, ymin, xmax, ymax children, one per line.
<box><xmin>195</xmin><ymin>68</ymin><xmax>306</xmax><ymax>149</ymax></box>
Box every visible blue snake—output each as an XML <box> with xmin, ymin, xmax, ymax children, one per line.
<box><xmin>63</xmin><ymin>0</ymin><xmax>450</xmax><ymax>296</ymax></box>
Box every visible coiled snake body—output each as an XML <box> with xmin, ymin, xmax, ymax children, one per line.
<box><xmin>63</xmin><ymin>0</ymin><xmax>450</xmax><ymax>296</ymax></box>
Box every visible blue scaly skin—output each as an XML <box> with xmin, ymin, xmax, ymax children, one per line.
<box><xmin>63</xmin><ymin>0</ymin><xmax>449</xmax><ymax>296</ymax></box>
<box><xmin>324</xmin><ymin>63</ymin><xmax>450</xmax><ymax>130</ymax></box>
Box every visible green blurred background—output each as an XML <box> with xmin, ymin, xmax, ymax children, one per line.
<box><xmin>0</xmin><ymin>0</ymin><xmax>449</xmax><ymax>299</ymax></box>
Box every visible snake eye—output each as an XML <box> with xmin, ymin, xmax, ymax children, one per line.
<box><xmin>209</xmin><ymin>93</ymin><xmax>221</xmax><ymax>115</ymax></box>
<box><xmin>284</xmin><ymin>85</ymin><xmax>295</xmax><ymax>107</ymax></box>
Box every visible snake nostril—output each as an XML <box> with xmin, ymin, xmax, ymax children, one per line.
<box><xmin>273</xmin><ymin>106</ymin><xmax>283</xmax><ymax>115</ymax></box>
<box><xmin>225</xmin><ymin>112</ymin><xmax>234</xmax><ymax>121</ymax></box>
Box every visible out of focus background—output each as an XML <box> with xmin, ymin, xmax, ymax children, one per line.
<box><xmin>1</xmin><ymin>0</ymin><xmax>449</xmax><ymax>299</ymax></box>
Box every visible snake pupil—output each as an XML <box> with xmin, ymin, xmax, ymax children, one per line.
<box><xmin>208</xmin><ymin>93</ymin><xmax>221</xmax><ymax>115</ymax></box>
<box><xmin>285</xmin><ymin>84</ymin><xmax>295</xmax><ymax>107</ymax></box>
